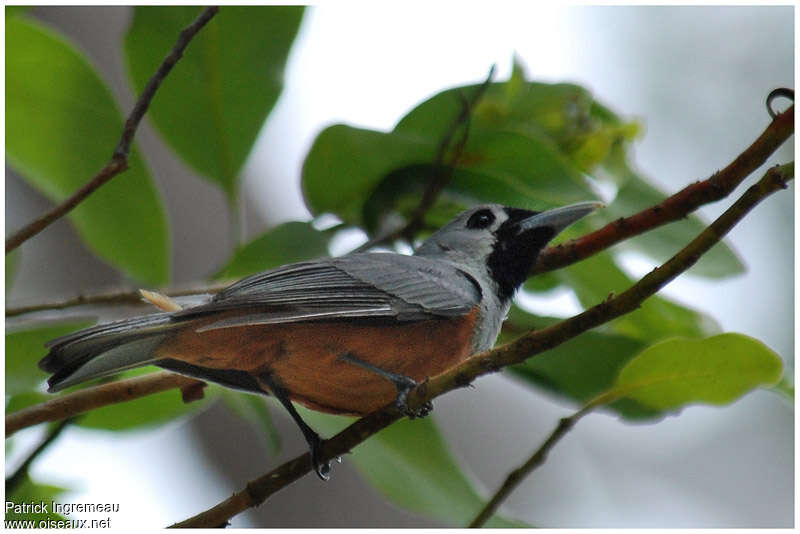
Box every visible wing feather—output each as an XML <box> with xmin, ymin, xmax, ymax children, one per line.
<box><xmin>175</xmin><ymin>253</ymin><xmax>481</xmax><ymax>331</ymax></box>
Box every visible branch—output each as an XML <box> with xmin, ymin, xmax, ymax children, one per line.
<box><xmin>172</xmin><ymin>162</ymin><xmax>792</xmax><ymax>528</ymax></box>
<box><xmin>5</xmin><ymin>371</ymin><xmax>204</xmax><ymax>437</ymax></box>
<box><xmin>532</xmin><ymin>104</ymin><xmax>794</xmax><ymax>274</ymax></box>
<box><xmin>468</xmin><ymin>405</ymin><xmax>593</xmax><ymax>528</ymax></box>
<box><xmin>6</xmin><ymin>284</ymin><xmax>227</xmax><ymax>318</ymax></box>
<box><xmin>5</xmin><ymin>6</ymin><xmax>220</xmax><ymax>254</ymax></box>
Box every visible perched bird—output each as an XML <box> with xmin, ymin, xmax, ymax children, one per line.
<box><xmin>40</xmin><ymin>201</ymin><xmax>602</xmax><ymax>479</ymax></box>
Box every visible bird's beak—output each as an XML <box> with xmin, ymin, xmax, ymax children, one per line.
<box><xmin>516</xmin><ymin>201</ymin><xmax>605</xmax><ymax>236</ymax></box>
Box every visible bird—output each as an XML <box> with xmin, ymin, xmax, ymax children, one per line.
<box><xmin>39</xmin><ymin>201</ymin><xmax>602</xmax><ymax>479</ymax></box>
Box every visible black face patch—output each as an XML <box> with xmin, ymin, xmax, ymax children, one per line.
<box><xmin>487</xmin><ymin>208</ymin><xmax>555</xmax><ymax>302</ymax></box>
<box><xmin>466</xmin><ymin>208</ymin><xmax>496</xmax><ymax>230</ymax></box>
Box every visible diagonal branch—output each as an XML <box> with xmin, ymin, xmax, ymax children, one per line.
<box><xmin>5</xmin><ymin>6</ymin><xmax>220</xmax><ymax>254</ymax></box>
<box><xmin>171</xmin><ymin>162</ymin><xmax>792</xmax><ymax>528</ymax></box>
<box><xmin>468</xmin><ymin>405</ymin><xmax>594</xmax><ymax>528</ymax></box>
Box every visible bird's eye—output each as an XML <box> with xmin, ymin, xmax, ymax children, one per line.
<box><xmin>466</xmin><ymin>209</ymin><xmax>495</xmax><ymax>229</ymax></box>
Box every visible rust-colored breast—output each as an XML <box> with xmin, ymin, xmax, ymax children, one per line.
<box><xmin>155</xmin><ymin>308</ymin><xmax>479</xmax><ymax>416</ymax></box>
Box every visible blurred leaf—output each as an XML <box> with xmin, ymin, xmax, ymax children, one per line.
<box><xmin>214</xmin><ymin>221</ymin><xmax>329</xmax><ymax>280</ymax></box>
<box><xmin>6</xmin><ymin>16</ymin><xmax>170</xmax><ymax>286</ymax></box>
<box><xmin>304</xmin><ymin>410</ymin><xmax>528</xmax><ymax>527</ymax></box>
<box><xmin>600</xmin><ymin>333</ymin><xmax>783</xmax><ymax>410</ymax></box>
<box><xmin>600</xmin><ymin>151</ymin><xmax>745</xmax><ymax>278</ymax></box>
<box><xmin>222</xmin><ymin>390</ymin><xmax>281</xmax><ymax>454</ymax></box>
<box><xmin>6</xmin><ymin>473</ymin><xmax>68</xmax><ymax>523</ymax></box>
<box><xmin>502</xmin><ymin>307</ymin><xmax>660</xmax><ymax>419</ymax></box>
<box><xmin>557</xmin><ymin>251</ymin><xmax>720</xmax><ymax>341</ymax></box>
<box><xmin>76</xmin><ymin>368</ymin><xmax>216</xmax><ymax>431</ymax></box>
<box><xmin>6</xmin><ymin>321</ymin><xmax>94</xmax><ymax>396</ymax></box>
<box><xmin>6</xmin><ymin>248</ymin><xmax>21</xmax><ymax>295</ymax></box>
<box><xmin>125</xmin><ymin>6</ymin><xmax>305</xmax><ymax>201</ymax></box>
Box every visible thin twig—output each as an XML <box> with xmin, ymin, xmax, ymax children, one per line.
<box><xmin>6</xmin><ymin>284</ymin><xmax>227</xmax><ymax>318</ymax></box>
<box><xmin>172</xmin><ymin>162</ymin><xmax>792</xmax><ymax>528</ymax></box>
<box><xmin>5</xmin><ymin>417</ymin><xmax>76</xmax><ymax>494</ymax></box>
<box><xmin>9</xmin><ymin>105</ymin><xmax>791</xmax><ymax>319</ymax></box>
<box><xmin>351</xmin><ymin>65</ymin><xmax>497</xmax><ymax>253</ymax></box>
<box><xmin>468</xmin><ymin>405</ymin><xmax>594</xmax><ymax>528</ymax></box>
<box><xmin>533</xmin><ymin>104</ymin><xmax>794</xmax><ymax>275</ymax></box>
<box><xmin>5</xmin><ymin>372</ymin><xmax>203</xmax><ymax>437</ymax></box>
<box><xmin>5</xmin><ymin>6</ymin><xmax>220</xmax><ymax>254</ymax></box>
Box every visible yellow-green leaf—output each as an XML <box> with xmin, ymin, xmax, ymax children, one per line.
<box><xmin>603</xmin><ymin>333</ymin><xmax>783</xmax><ymax>410</ymax></box>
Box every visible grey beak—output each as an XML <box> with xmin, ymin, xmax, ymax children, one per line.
<box><xmin>517</xmin><ymin>201</ymin><xmax>604</xmax><ymax>235</ymax></box>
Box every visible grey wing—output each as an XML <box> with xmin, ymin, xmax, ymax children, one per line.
<box><xmin>175</xmin><ymin>253</ymin><xmax>482</xmax><ymax>331</ymax></box>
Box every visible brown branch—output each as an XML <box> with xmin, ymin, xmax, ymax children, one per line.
<box><xmin>532</xmin><ymin>104</ymin><xmax>794</xmax><ymax>274</ymax></box>
<box><xmin>172</xmin><ymin>162</ymin><xmax>792</xmax><ymax>528</ymax></box>
<box><xmin>468</xmin><ymin>405</ymin><xmax>593</xmax><ymax>528</ymax></box>
<box><xmin>5</xmin><ymin>6</ymin><xmax>220</xmax><ymax>254</ymax></box>
<box><xmin>5</xmin><ymin>371</ymin><xmax>203</xmax><ymax>437</ymax></box>
<box><xmin>6</xmin><ymin>284</ymin><xmax>227</xmax><ymax>318</ymax></box>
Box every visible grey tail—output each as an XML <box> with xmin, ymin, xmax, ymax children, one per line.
<box><xmin>39</xmin><ymin>313</ymin><xmax>178</xmax><ymax>392</ymax></box>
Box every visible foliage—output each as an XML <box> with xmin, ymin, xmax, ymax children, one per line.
<box><xmin>4</xmin><ymin>6</ymin><xmax>789</xmax><ymax>528</ymax></box>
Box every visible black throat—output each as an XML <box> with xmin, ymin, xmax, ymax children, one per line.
<box><xmin>486</xmin><ymin>209</ymin><xmax>555</xmax><ymax>303</ymax></box>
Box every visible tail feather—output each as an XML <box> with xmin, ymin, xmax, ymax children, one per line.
<box><xmin>40</xmin><ymin>313</ymin><xmax>177</xmax><ymax>392</ymax></box>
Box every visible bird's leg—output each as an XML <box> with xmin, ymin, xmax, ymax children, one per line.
<box><xmin>338</xmin><ymin>353</ymin><xmax>432</xmax><ymax>419</ymax></box>
<box><xmin>257</xmin><ymin>372</ymin><xmax>334</xmax><ymax>481</ymax></box>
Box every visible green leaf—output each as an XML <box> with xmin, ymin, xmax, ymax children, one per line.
<box><xmin>601</xmin><ymin>333</ymin><xmax>783</xmax><ymax>410</ymax></box>
<box><xmin>303</xmin><ymin>125</ymin><xmax>437</xmax><ymax>226</ymax></box>
<box><xmin>304</xmin><ymin>410</ymin><xmax>528</xmax><ymax>527</ymax></box>
<box><xmin>76</xmin><ymin>368</ymin><xmax>216</xmax><ymax>431</ymax></box>
<box><xmin>214</xmin><ymin>221</ymin><xmax>329</xmax><ymax>280</ymax></box>
<box><xmin>6</xmin><ymin>16</ymin><xmax>170</xmax><ymax>286</ymax></box>
<box><xmin>6</xmin><ymin>248</ymin><xmax>21</xmax><ymax>295</ymax></box>
<box><xmin>6</xmin><ymin>473</ymin><xmax>68</xmax><ymax>524</ymax></box>
<box><xmin>125</xmin><ymin>6</ymin><xmax>305</xmax><ymax>201</ymax></box>
<box><xmin>502</xmin><ymin>307</ymin><xmax>660</xmax><ymax>419</ymax></box>
<box><xmin>6</xmin><ymin>321</ymin><xmax>94</xmax><ymax>396</ymax></box>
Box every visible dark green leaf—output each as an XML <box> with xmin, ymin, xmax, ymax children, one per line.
<box><xmin>304</xmin><ymin>410</ymin><xmax>528</xmax><ymax>527</ymax></box>
<box><xmin>502</xmin><ymin>307</ymin><xmax>660</xmax><ymax>419</ymax></box>
<box><xmin>214</xmin><ymin>221</ymin><xmax>329</xmax><ymax>280</ymax></box>
<box><xmin>6</xmin><ymin>16</ymin><xmax>170</xmax><ymax>285</ymax></box>
<box><xmin>302</xmin><ymin>125</ymin><xmax>437</xmax><ymax>226</ymax></box>
<box><xmin>600</xmin><ymin>333</ymin><xmax>783</xmax><ymax>410</ymax></box>
<box><xmin>556</xmin><ymin>251</ymin><xmax>720</xmax><ymax>341</ymax></box>
<box><xmin>6</xmin><ymin>321</ymin><xmax>94</xmax><ymax>396</ymax></box>
<box><xmin>125</xmin><ymin>6</ymin><xmax>305</xmax><ymax>200</ymax></box>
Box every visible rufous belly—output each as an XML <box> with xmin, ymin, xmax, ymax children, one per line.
<box><xmin>154</xmin><ymin>308</ymin><xmax>479</xmax><ymax>415</ymax></box>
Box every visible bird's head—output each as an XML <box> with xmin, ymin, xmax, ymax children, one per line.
<box><xmin>415</xmin><ymin>201</ymin><xmax>603</xmax><ymax>302</ymax></box>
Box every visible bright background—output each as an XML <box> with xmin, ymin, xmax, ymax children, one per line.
<box><xmin>6</xmin><ymin>4</ymin><xmax>794</xmax><ymax>528</ymax></box>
